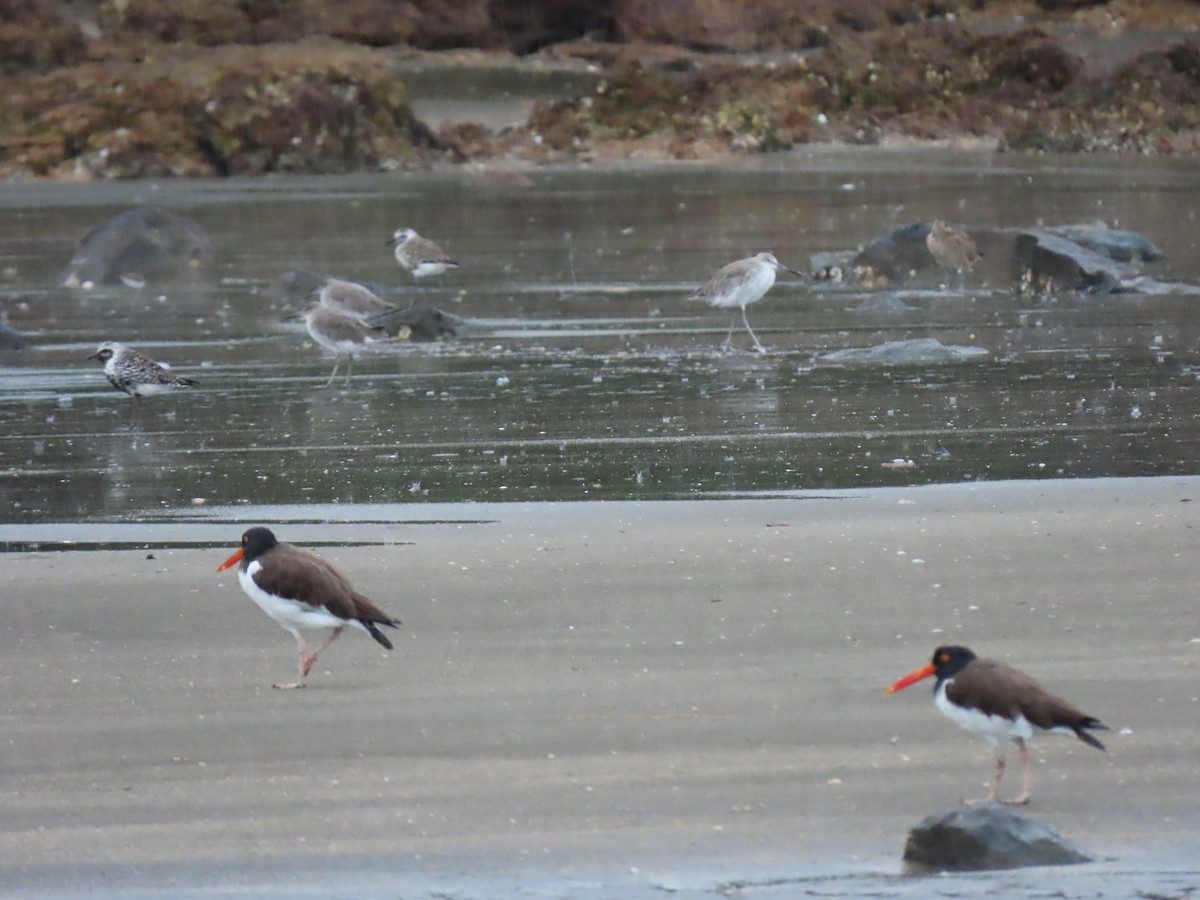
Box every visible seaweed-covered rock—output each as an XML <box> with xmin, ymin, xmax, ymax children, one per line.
<box><xmin>369</xmin><ymin>300</ymin><xmax>463</xmax><ymax>341</ymax></box>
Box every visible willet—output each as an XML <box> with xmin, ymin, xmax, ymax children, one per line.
<box><xmin>388</xmin><ymin>228</ymin><xmax>459</xmax><ymax>279</ymax></box>
<box><xmin>926</xmin><ymin>220</ymin><xmax>980</xmax><ymax>286</ymax></box>
<box><xmin>690</xmin><ymin>251</ymin><xmax>802</xmax><ymax>353</ymax></box>
<box><xmin>288</xmin><ymin>302</ymin><xmax>385</xmax><ymax>388</ymax></box>
<box><xmin>88</xmin><ymin>341</ymin><xmax>198</xmax><ymax>398</ymax></box>
<box><xmin>317</xmin><ymin>277</ymin><xmax>398</xmax><ymax>319</ymax></box>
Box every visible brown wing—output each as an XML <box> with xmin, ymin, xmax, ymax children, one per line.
<box><xmin>946</xmin><ymin>658</ymin><xmax>1098</xmax><ymax>732</ymax></box>
<box><xmin>690</xmin><ymin>258</ymin><xmax>751</xmax><ymax>301</ymax></box>
<box><xmin>410</xmin><ymin>236</ymin><xmax>456</xmax><ymax>266</ymax></box>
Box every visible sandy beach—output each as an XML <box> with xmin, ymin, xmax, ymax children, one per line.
<box><xmin>3</xmin><ymin>477</ymin><xmax>1199</xmax><ymax>897</ymax></box>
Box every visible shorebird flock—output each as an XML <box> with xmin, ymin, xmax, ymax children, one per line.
<box><xmin>86</xmin><ymin>218</ymin><xmax>984</xmax><ymax>396</ymax></box>
<box><xmin>87</xmin><ymin>225</ymin><xmax>813</xmax><ymax>397</ymax></box>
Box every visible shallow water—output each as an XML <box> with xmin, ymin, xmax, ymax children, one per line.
<box><xmin>1</xmin><ymin>148</ymin><xmax>1199</xmax><ymax>531</ymax></box>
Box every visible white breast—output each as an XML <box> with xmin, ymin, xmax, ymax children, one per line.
<box><xmin>239</xmin><ymin>560</ymin><xmax>356</xmax><ymax>637</ymax></box>
<box><xmin>934</xmin><ymin>678</ymin><xmax>1034</xmax><ymax>746</ymax></box>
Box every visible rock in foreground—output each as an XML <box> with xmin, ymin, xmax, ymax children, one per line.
<box><xmin>904</xmin><ymin>804</ymin><xmax>1094</xmax><ymax>873</ymax></box>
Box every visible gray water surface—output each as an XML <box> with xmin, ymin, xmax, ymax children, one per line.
<box><xmin>2</xmin><ymin>149</ymin><xmax>1199</xmax><ymax>531</ymax></box>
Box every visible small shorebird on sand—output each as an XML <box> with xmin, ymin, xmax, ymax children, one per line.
<box><xmin>317</xmin><ymin>277</ymin><xmax>398</xmax><ymax>319</ymax></box>
<box><xmin>388</xmin><ymin>228</ymin><xmax>459</xmax><ymax>279</ymax></box>
<box><xmin>690</xmin><ymin>251</ymin><xmax>803</xmax><ymax>353</ymax></box>
<box><xmin>218</xmin><ymin>527</ymin><xmax>401</xmax><ymax>689</ymax></box>
<box><xmin>287</xmin><ymin>301</ymin><xmax>385</xmax><ymax>388</ymax></box>
<box><xmin>88</xmin><ymin>341</ymin><xmax>197</xmax><ymax>398</ymax></box>
<box><xmin>886</xmin><ymin>645</ymin><xmax>1107</xmax><ymax>805</ymax></box>
<box><xmin>926</xmin><ymin>220</ymin><xmax>980</xmax><ymax>286</ymax></box>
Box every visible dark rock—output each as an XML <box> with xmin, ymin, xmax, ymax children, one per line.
<box><xmin>369</xmin><ymin>300</ymin><xmax>463</xmax><ymax>341</ymax></box>
<box><xmin>0</xmin><ymin>319</ymin><xmax>27</xmax><ymax>350</ymax></box>
<box><xmin>904</xmin><ymin>804</ymin><xmax>1094</xmax><ymax>872</ymax></box>
<box><xmin>1013</xmin><ymin>229</ymin><xmax>1134</xmax><ymax>294</ymax></box>
<box><xmin>1045</xmin><ymin>223</ymin><xmax>1163</xmax><ymax>264</ymax></box>
<box><xmin>818</xmin><ymin>338</ymin><xmax>987</xmax><ymax>365</ymax></box>
<box><xmin>61</xmin><ymin>208</ymin><xmax>214</xmax><ymax>289</ymax></box>
<box><xmin>852</xmin><ymin>223</ymin><xmax>935</xmax><ymax>285</ymax></box>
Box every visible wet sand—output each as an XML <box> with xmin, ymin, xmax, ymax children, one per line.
<box><xmin>3</xmin><ymin>478</ymin><xmax>1200</xmax><ymax>897</ymax></box>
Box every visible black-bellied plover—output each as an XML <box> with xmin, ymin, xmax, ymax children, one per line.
<box><xmin>88</xmin><ymin>341</ymin><xmax>198</xmax><ymax>398</ymax></box>
<box><xmin>690</xmin><ymin>251</ymin><xmax>802</xmax><ymax>353</ymax></box>
<box><xmin>218</xmin><ymin>527</ymin><xmax>401</xmax><ymax>689</ymax></box>
<box><xmin>387</xmin><ymin>228</ymin><xmax>459</xmax><ymax>279</ymax></box>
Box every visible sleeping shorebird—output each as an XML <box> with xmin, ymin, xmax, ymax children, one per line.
<box><xmin>690</xmin><ymin>251</ymin><xmax>802</xmax><ymax>353</ymax></box>
<box><xmin>388</xmin><ymin>228</ymin><xmax>459</xmax><ymax>279</ymax></box>
<box><xmin>287</xmin><ymin>301</ymin><xmax>385</xmax><ymax>388</ymax></box>
<box><xmin>886</xmin><ymin>645</ymin><xmax>1107</xmax><ymax>805</ymax></box>
<box><xmin>88</xmin><ymin>341</ymin><xmax>197</xmax><ymax>398</ymax></box>
<box><xmin>317</xmin><ymin>277</ymin><xmax>398</xmax><ymax>319</ymax></box>
<box><xmin>218</xmin><ymin>527</ymin><xmax>401</xmax><ymax>689</ymax></box>
<box><xmin>926</xmin><ymin>220</ymin><xmax>980</xmax><ymax>286</ymax></box>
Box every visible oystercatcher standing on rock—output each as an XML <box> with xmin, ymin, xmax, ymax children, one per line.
<box><xmin>886</xmin><ymin>645</ymin><xmax>1107</xmax><ymax>805</ymax></box>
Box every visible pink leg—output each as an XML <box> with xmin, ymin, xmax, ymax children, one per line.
<box><xmin>273</xmin><ymin>628</ymin><xmax>345</xmax><ymax>689</ymax></box>
<box><xmin>964</xmin><ymin>749</ymin><xmax>1005</xmax><ymax>805</ymax></box>
<box><xmin>1003</xmin><ymin>739</ymin><xmax>1032</xmax><ymax>806</ymax></box>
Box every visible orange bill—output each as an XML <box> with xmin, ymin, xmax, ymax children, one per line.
<box><xmin>885</xmin><ymin>662</ymin><xmax>936</xmax><ymax>695</ymax></box>
<box><xmin>217</xmin><ymin>547</ymin><xmax>243</xmax><ymax>572</ymax></box>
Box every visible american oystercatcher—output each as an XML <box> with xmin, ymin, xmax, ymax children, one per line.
<box><xmin>217</xmin><ymin>527</ymin><xmax>401</xmax><ymax>689</ymax></box>
<box><xmin>690</xmin><ymin>252</ymin><xmax>803</xmax><ymax>353</ymax></box>
<box><xmin>387</xmin><ymin>227</ymin><xmax>459</xmax><ymax>279</ymax></box>
<box><xmin>886</xmin><ymin>645</ymin><xmax>1107</xmax><ymax>805</ymax></box>
<box><xmin>88</xmin><ymin>341</ymin><xmax>198</xmax><ymax>398</ymax></box>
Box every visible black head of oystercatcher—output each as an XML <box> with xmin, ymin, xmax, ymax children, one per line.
<box><xmin>886</xmin><ymin>645</ymin><xmax>1107</xmax><ymax>805</ymax></box>
<box><xmin>88</xmin><ymin>341</ymin><xmax>198</xmax><ymax>398</ymax></box>
<box><xmin>217</xmin><ymin>527</ymin><xmax>401</xmax><ymax>689</ymax></box>
<box><xmin>387</xmin><ymin>227</ymin><xmax>459</xmax><ymax>279</ymax></box>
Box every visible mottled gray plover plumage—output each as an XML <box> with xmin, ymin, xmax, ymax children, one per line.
<box><xmin>387</xmin><ymin>228</ymin><xmax>458</xmax><ymax>279</ymax></box>
<box><xmin>88</xmin><ymin>341</ymin><xmax>197</xmax><ymax>398</ymax></box>
<box><xmin>690</xmin><ymin>251</ymin><xmax>802</xmax><ymax>353</ymax></box>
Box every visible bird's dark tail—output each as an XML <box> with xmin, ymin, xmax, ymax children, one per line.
<box><xmin>364</xmin><ymin>618</ymin><xmax>401</xmax><ymax>651</ymax></box>
<box><xmin>1075</xmin><ymin>716</ymin><xmax>1108</xmax><ymax>751</ymax></box>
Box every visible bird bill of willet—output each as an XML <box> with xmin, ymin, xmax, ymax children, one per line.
<box><xmin>287</xmin><ymin>302</ymin><xmax>385</xmax><ymax>388</ymax></box>
<box><xmin>387</xmin><ymin>228</ymin><xmax>459</xmax><ymax>279</ymax></box>
<box><xmin>690</xmin><ymin>251</ymin><xmax>803</xmax><ymax>353</ymax></box>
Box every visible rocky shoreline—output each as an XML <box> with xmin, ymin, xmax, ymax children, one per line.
<box><xmin>1</xmin><ymin>0</ymin><xmax>1198</xmax><ymax>180</ymax></box>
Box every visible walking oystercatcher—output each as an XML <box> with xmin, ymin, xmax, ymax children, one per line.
<box><xmin>886</xmin><ymin>645</ymin><xmax>1107</xmax><ymax>804</ymax></box>
<box><xmin>217</xmin><ymin>527</ymin><xmax>401</xmax><ymax>689</ymax></box>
